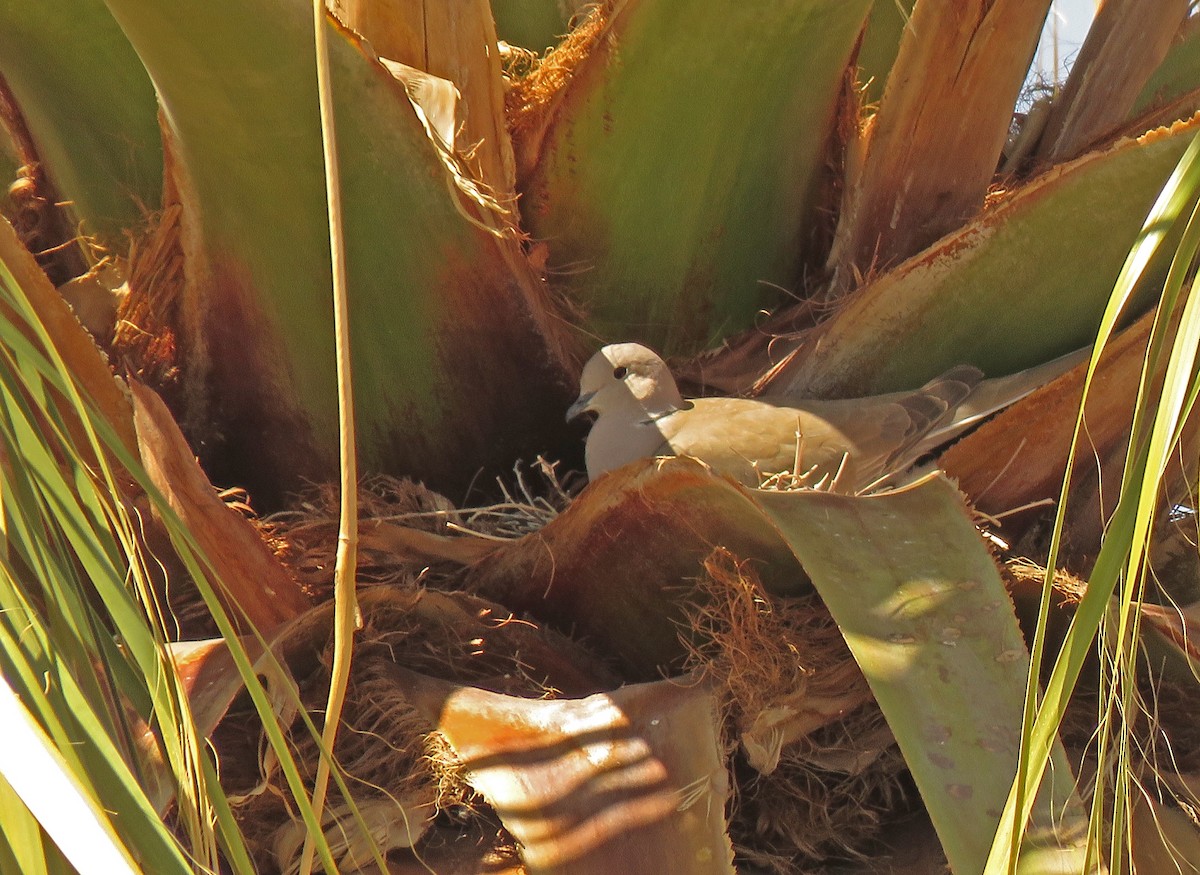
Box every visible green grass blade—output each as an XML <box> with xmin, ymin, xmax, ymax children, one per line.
<box><xmin>0</xmin><ymin>672</ymin><xmax>140</xmax><ymax>874</ymax></box>
<box><xmin>0</xmin><ymin>771</ymin><xmax>52</xmax><ymax>875</ymax></box>
<box><xmin>0</xmin><ymin>587</ymin><xmax>196</xmax><ymax>873</ymax></box>
<box><xmin>0</xmin><ymin>213</ymin><xmax>356</xmax><ymax>872</ymax></box>
<box><xmin>986</xmin><ymin>127</ymin><xmax>1200</xmax><ymax>875</ymax></box>
<box><xmin>0</xmin><ymin>230</ymin><xmax>238</xmax><ymax>871</ymax></box>
<box><xmin>1132</xmin><ymin>17</ymin><xmax>1200</xmax><ymax>118</ymax></box>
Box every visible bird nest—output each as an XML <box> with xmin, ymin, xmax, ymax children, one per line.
<box><xmin>217</xmin><ymin>469</ymin><xmax>918</xmax><ymax>873</ymax></box>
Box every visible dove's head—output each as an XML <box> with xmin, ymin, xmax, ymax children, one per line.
<box><xmin>567</xmin><ymin>343</ymin><xmax>688</xmax><ymax>423</ymax></box>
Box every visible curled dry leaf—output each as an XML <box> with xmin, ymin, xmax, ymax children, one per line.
<box><xmin>465</xmin><ymin>457</ymin><xmax>804</xmax><ymax>677</ymax></box>
<box><xmin>130</xmin><ymin>379</ymin><xmax>311</xmax><ymax>631</ymax></box>
<box><xmin>387</xmin><ymin>662</ymin><xmax>735</xmax><ymax>875</ymax></box>
<box><xmin>269</xmin><ymin>796</ymin><xmax>432</xmax><ymax>875</ymax></box>
<box><xmin>193</xmin><ymin>585</ymin><xmax>614</xmax><ymax>872</ymax></box>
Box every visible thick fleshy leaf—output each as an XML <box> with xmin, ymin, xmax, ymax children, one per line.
<box><xmin>1129</xmin><ymin>15</ymin><xmax>1200</xmax><ymax>129</ymax></box>
<box><xmin>0</xmin><ymin>124</ymin><xmax>18</xmax><ymax>181</ymax></box>
<box><xmin>470</xmin><ymin>460</ymin><xmax>1094</xmax><ymax>870</ymax></box>
<box><xmin>1130</xmin><ymin>787</ymin><xmax>1200</xmax><ymax>874</ymax></box>
<box><xmin>339</xmin><ymin>0</ymin><xmax>516</xmax><ymax>196</ymax></box>
<box><xmin>752</xmin><ymin>475</ymin><xmax>1093</xmax><ymax>875</ymax></box>
<box><xmin>854</xmin><ymin>0</ymin><xmax>916</xmax><ymax>106</ymax></box>
<box><xmin>515</xmin><ymin>0</ymin><xmax>872</xmax><ymax>355</ymax></box>
<box><xmin>465</xmin><ymin>458</ymin><xmax>804</xmax><ymax>676</ymax></box>
<box><xmin>490</xmin><ymin>0</ymin><xmax>579</xmax><ymax>51</ymax></box>
<box><xmin>1139</xmin><ymin>600</ymin><xmax>1200</xmax><ymax>678</ymax></box>
<box><xmin>101</xmin><ymin>0</ymin><xmax>579</xmax><ymax>505</ymax></box>
<box><xmin>0</xmin><ymin>0</ymin><xmax>161</xmax><ymax>249</ymax></box>
<box><xmin>771</xmin><ymin>114</ymin><xmax>1200</xmax><ymax>398</ymax></box>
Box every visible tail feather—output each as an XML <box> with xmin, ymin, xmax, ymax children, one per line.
<box><xmin>902</xmin><ymin>348</ymin><xmax>1090</xmax><ymax>467</ymax></box>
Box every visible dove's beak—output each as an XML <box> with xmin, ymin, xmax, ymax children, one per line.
<box><xmin>566</xmin><ymin>391</ymin><xmax>596</xmax><ymax>423</ymax></box>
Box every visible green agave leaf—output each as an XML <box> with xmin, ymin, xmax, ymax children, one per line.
<box><xmin>1132</xmin><ymin>17</ymin><xmax>1200</xmax><ymax>118</ymax></box>
<box><xmin>777</xmin><ymin>114</ymin><xmax>1200</xmax><ymax>397</ymax></box>
<box><xmin>0</xmin><ymin>0</ymin><xmax>161</xmax><ymax>249</ymax></box>
<box><xmin>753</xmin><ymin>475</ymin><xmax>1093</xmax><ymax>875</ymax></box>
<box><xmin>470</xmin><ymin>458</ymin><xmax>1091</xmax><ymax>870</ymax></box>
<box><xmin>0</xmin><ymin>128</ymin><xmax>19</xmax><ymax>188</ymax></box>
<box><xmin>518</xmin><ymin>0</ymin><xmax>872</xmax><ymax>355</ymax></box>
<box><xmin>101</xmin><ymin>0</ymin><xmax>577</xmax><ymax>504</ymax></box>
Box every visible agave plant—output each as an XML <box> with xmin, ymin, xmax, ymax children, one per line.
<box><xmin>1</xmin><ymin>0</ymin><xmax>1199</xmax><ymax>872</ymax></box>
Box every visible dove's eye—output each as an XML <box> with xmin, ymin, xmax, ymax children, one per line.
<box><xmin>613</xmin><ymin>366</ymin><xmax>628</xmax><ymax>380</ymax></box>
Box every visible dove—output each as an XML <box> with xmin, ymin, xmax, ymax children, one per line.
<box><xmin>567</xmin><ymin>342</ymin><xmax>994</xmax><ymax>492</ymax></box>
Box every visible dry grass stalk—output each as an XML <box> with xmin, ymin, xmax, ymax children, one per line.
<box><xmin>755</xmin><ymin>448</ymin><xmax>854</xmax><ymax>493</ymax></box>
<box><xmin>264</xmin><ymin>465</ymin><xmax>572</xmax><ymax>598</ymax></box>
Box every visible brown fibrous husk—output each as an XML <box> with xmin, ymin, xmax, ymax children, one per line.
<box><xmin>733</xmin><ymin>730</ymin><xmax>910</xmax><ymax>874</ymax></box>
<box><xmin>263</xmin><ymin>474</ymin><xmax>462</xmax><ymax>596</ymax></box>
<box><xmin>504</xmin><ymin>3</ymin><xmax>610</xmax><ymax>179</ymax></box>
<box><xmin>113</xmin><ymin>203</ymin><xmax>184</xmax><ymax>391</ymax></box>
<box><xmin>683</xmin><ymin>549</ymin><xmax>911</xmax><ymax>870</ymax></box>
<box><xmin>214</xmin><ymin>469</ymin><xmax>608</xmax><ymax>872</ymax></box>
<box><xmin>219</xmin><ymin>580</ymin><xmax>611</xmax><ymax>874</ymax></box>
